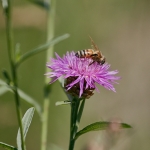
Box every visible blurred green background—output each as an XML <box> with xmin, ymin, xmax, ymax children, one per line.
<box><xmin>0</xmin><ymin>0</ymin><xmax>150</xmax><ymax>150</ymax></box>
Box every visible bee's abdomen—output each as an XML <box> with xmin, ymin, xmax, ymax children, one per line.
<box><xmin>75</xmin><ymin>49</ymin><xmax>92</xmax><ymax>58</ymax></box>
<box><xmin>75</xmin><ymin>50</ymin><xmax>85</xmax><ymax>58</ymax></box>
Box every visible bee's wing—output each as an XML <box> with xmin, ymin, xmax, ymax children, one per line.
<box><xmin>89</xmin><ymin>36</ymin><xmax>103</xmax><ymax>57</ymax></box>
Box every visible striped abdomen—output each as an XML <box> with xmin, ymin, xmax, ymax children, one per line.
<box><xmin>75</xmin><ymin>49</ymin><xmax>94</xmax><ymax>58</ymax></box>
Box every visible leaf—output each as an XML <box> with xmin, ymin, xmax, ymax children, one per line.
<box><xmin>17</xmin><ymin>89</ymin><xmax>42</xmax><ymax>117</ymax></box>
<box><xmin>0</xmin><ymin>79</ymin><xmax>41</xmax><ymax>117</ymax></box>
<box><xmin>75</xmin><ymin>121</ymin><xmax>132</xmax><ymax>140</ymax></box>
<box><xmin>55</xmin><ymin>100</ymin><xmax>71</xmax><ymax>106</ymax></box>
<box><xmin>0</xmin><ymin>142</ymin><xmax>17</xmax><ymax>150</ymax></box>
<box><xmin>77</xmin><ymin>99</ymin><xmax>85</xmax><ymax>124</ymax></box>
<box><xmin>0</xmin><ymin>79</ymin><xmax>11</xmax><ymax>96</ymax></box>
<box><xmin>16</xmin><ymin>34</ymin><xmax>70</xmax><ymax>67</ymax></box>
<box><xmin>0</xmin><ymin>79</ymin><xmax>7</xmax><ymax>85</ymax></box>
<box><xmin>1</xmin><ymin>0</ymin><xmax>8</xmax><ymax>14</ymax></box>
<box><xmin>73</xmin><ymin>99</ymin><xmax>85</xmax><ymax>134</ymax></box>
<box><xmin>0</xmin><ymin>86</ymin><xmax>9</xmax><ymax>96</ymax></box>
<box><xmin>2</xmin><ymin>69</ymin><xmax>11</xmax><ymax>84</ymax></box>
<box><xmin>17</xmin><ymin>107</ymin><xmax>35</xmax><ymax>150</ymax></box>
<box><xmin>27</xmin><ymin>0</ymin><xmax>50</xmax><ymax>10</ymax></box>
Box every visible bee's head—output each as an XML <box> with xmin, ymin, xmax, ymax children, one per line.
<box><xmin>100</xmin><ymin>57</ymin><xmax>106</xmax><ymax>65</ymax></box>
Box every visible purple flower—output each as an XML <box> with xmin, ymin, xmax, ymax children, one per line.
<box><xmin>46</xmin><ymin>51</ymin><xmax>120</xmax><ymax>99</ymax></box>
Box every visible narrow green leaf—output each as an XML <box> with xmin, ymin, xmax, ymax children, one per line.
<box><xmin>77</xmin><ymin>99</ymin><xmax>85</xmax><ymax>124</ymax></box>
<box><xmin>17</xmin><ymin>107</ymin><xmax>35</xmax><ymax>150</ymax></box>
<box><xmin>0</xmin><ymin>79</ymin><xmax>41</xmax><ymax>116</ymax></box>
<box><xmin>55</xmin><ymin>100</ymin><xmax>71</xmax><ymax>106</ymax></box>
<box><xmin>2</xmin><ymin>69</ymin><xmax>11</xmax><ymax>84</ymax></box>
<box><xmin>0</xmin><ymin>142</ymin><xmax>17</xmax><ymax>150</ymax></box>
<box><xmin>73</xmin><ymin>99</ymin><xmax>85</xmax><ymax>134</ymax></box>
<box><xmin>1</xmin><ymin>0</ymin><xmax>8</xmax><ymax>14</ymax></box>
<box><xmin>75</xmin><ymin>121</ymin><xmax>132</xmax><ymax>140</ymax></box>
<box><xmin>0</xmin><ymin>79</ymin><xmax>8</xmax><ymax>85</ymax></box>
<box><xmin>0</xmin><ymin>79</ymin><xmax>11</xmax><ymax>96</ymax></box>
<box><xmin>16</xmin><ymin>34</ymin><xmax>70</xmax><ymax>67</ymax></box>
<box><xmin>0</xmin><ymin>86</ymin><xmax>9</xmax><ymax>96</ymax></box>
<box><xmin>17</xmin><ymin>89</ymin><xmax>42</xmax><ymax>117</ymax></box>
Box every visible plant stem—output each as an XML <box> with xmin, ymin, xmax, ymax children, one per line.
<box><xmin>74</xmin><ymin>99</ymin><xmax>85</xmax><ymax>134</ymax></box>
<box><xmin>69</xmin><ymin>99</ymin><xmax>85</xmax><ymax>150</ymax></box>
<box><xmin>41</xmin><ymin>0</ymin><xmax>56</xmax><ymax>150</ymax></box>
<box><xmin>69</xmin><ymin>100</ymin><xmax>78</xmax><ymax>150</ymax></box>
<box><xmin>5</xmin><ymin>1</ymin><xmax>25</xmax><ymax>150</ymax></box>
<box><xmin>45</xmin><ymin>0</ymin><xmax>56</xmax><ymax>68</ymax></box>
<box><xmin>41</xmin><ymin>95</ymin><xmax>50</xmax><ymax>150</ymax></box>
<box><xmin>68</xmin><ymin>139</ymin><xmax>75</xmax><ymax>150</ymax></box>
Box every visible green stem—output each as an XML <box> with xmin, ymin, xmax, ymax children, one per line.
<box><xmin>69</xmin><ymin>99</ymin><xmax>85</xmax><ymax>150</ymax></box>
<box><xmin>41</xmin><ymin>95</ymin><xmax>50</xmax><ymax>150</ymax></box>
<box><xmin>5</xmin><ymin>1</ymin><xmax>25</xmax><ymax>150</ymax></box>
<box><xmin>68</xmin><ymin>139</ymin><xmax>75</xmax><ymax>150</ymax></box>
<box><xmin>74</xmin><ymin>99</ymin><xmax>85</xmax><ymax>134</ymax></box>
<box><xmin>41</xmin><ymin>0</ymin><xmax>56</xmax><ymax>150</ymax></box>
<box><xmin>46</xmin><ymin>0</ymin><xmax>56</xmax><ymax>66</ymax></box>
<box><xmin>13</xmin><ymin>71</ymin><xmax>26</xmax><ymax>150</ymax></box>
<box><xmin>69</xmin><ymin>101</ymin><xmax>78</xmax><ymax>150</ymax></box>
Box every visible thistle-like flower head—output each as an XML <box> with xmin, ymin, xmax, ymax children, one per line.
<box><xmin>46</xmin><ymin>51</ymin><xmax>120</xmax><ymax>99</ymax></box>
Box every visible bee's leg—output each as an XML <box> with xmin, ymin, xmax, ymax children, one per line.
<box><xmin>89</xmin><ymin>61</ymin><xmax>95</xmax><ymax>66</ymax></box>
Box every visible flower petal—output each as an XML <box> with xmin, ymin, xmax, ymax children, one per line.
<box><xmin>79</xmin><ymin>77</ymin><xmax>84</xmax><ymax>97</ymax></box>
<box><xmin>46</xmin><ymin>51</ymin><xmax>120</xmax><ymax>97</ymax></box>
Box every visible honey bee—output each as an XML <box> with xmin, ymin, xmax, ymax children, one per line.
<box><xmin>75</xmin><ymin>37</ymin><xmax>106</xmax><ymax>66</ymax></box>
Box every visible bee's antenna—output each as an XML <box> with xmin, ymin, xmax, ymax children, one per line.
<box><xmin>88</xmin><ymin>35</ymin><xmax>99</xmax><ymax>50</ymax></box>
<box><xmin>88</xmin><ymin>35</ymin><xmax>93</xmax><ymax>42</ymax></box>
